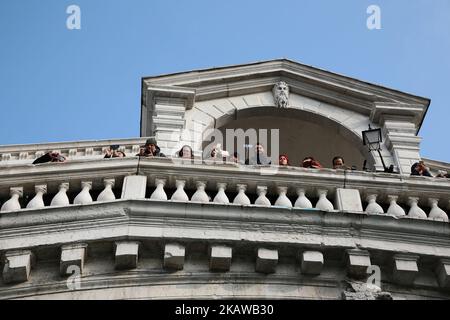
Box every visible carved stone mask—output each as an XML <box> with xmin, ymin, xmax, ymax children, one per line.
<box><xmin>273</xmin><ymin>81</ymin><xmax>289</xmax><ymax>108</ymax></box>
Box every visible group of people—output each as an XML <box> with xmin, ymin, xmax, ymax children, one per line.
<box><xmin>205</xmin><ymin>142</ymin><xmax>351</xmax><ymax>170</ymax></box>
<box><xmin>30</xmin><ymin>139</ymin><xmax>449</xmax><ymax>178</ymax></box>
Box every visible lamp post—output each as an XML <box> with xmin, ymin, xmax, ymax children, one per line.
<box><xmin>362</xmin><ymin>125</ymin><xmax>394</xmax><ymax>173</ymax></box>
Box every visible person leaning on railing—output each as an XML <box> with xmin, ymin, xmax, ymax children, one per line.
<box><xmin>410</xmin><ymin>161</ymin><xmax>433</xmax><ymax>177</ymax></box>
<box><xmin>279</xmin><ymin>154</ymin><xmax>290</xmax><ymax>166</ymax></box>
<box><xmin>104</xmin><ymin>145</ymin><xmax>126</xmax><ymax>158</ymax></box>
<box><xmin>136</xmin><ymin>138</ymin><xmax>165</xmax><ymax>158</ymax></box>
<box><xmin>332</xmin><ymin>156</ymin><xmax>351</xmax><ymax>170</ymax></box>
<box><xmin>177</xmin><ymin>145</ymin><xmax>194</xmax><ymax>159</ymax></box>
<box><xmin>301</xmin><ymin>156</ymin><xmax>323</xmax><ymax>169</ymax></box>
<box><xmin>32</xmin><ymin>152</ymin><xmax>67</xmax><ymax>164</ymax></box>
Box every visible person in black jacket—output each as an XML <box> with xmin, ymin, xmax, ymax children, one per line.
<box><xmin>136</xmin><ymin>137</ymin><xmax>166</xmax><ymax>158</ymax></box>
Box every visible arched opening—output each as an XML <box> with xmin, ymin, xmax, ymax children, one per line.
<box><xmin>202</xmin><ymin>107</ymin><xmax>374</xmax><ymax>170</ymax></box>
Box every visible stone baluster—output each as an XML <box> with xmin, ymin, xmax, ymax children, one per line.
<box><xmin>386</xmin><ymin>195</ymin><xmax>405</xmax><ymax>217</ymax></box>
<box><xmin>365</xmin><ymin>194</ymin><xmax>384</xmax><ymax>214</ymax></box>
<box><xmin>19</xmin><ymin>152</ymin><xmax>28</xmax><ymax>160</ymax></box>
<box><xmin>150</xmin><ymin>178</ymin><xmax>168</xmax><ymax>200</ymax></box>
<box><xmin>26</xmin><ymin>184</ymin><xmax>47</xmax><ymax>209</ymax></box>
<box><xmin>294</xmin><ymin>187</ymin><xmax>312</xmax><ymax>209</ymax></box>
<box><xmin>428</xmin><ymin>198</ymin><xmax>448</xmax><ymax>222</ymax></box>
<box><xmin>50</xmin><ymin>183</ymin><xmax>70</xmax><ymax>206</ymax></box>
<box><xmin>74</xmin><ymin>181</ymin><xmax>93</xmax><ymax>205</ymax></box>
<box><xmin>1</xmin><ymin>153</ymin><xmax>11</xmax><ymax>161</ymax></box>
<box><xmin>85</xmin><ymin>148</ymin><xmax>94</xmax><ymax>156</ymax></box>
<box><xmin>213</xmin><ymin>183</ymin><xmax>229</xmax><ymax>204</ymax></box>
<box><xmin>69</xmin><ymin>149</ymin><xmax>77</xmax><ymax>157</ymax></box>
<box><xmin>97</xmin><ymin>179</ymin><xmax>116</xmax><ymax>202</ymax></box>
<box><xmin>171</xmin><ymin>180</ymin><xmax>189</xmax><ymax>202</ymax></box>
<box><xmin>233</xmin><ymin>184</ymin><xmax>251</xmax><ymax>205</ymax></box>
<box><xmin>274</xmin><ymin>186</ymin><xmax>292</xmax><ymax>208</ymax></box>
<box><xmin>131</xmin><ymin>145</ymin><xmax>140</xmax><ymax>155</ymax></box>
<box><xmin>191</xmin><ymin>181</ymin><xmax>210</xmax><ymax>203</ymax></box>
<box><xmin>254</xmin><ymin>186</ymin><xmax>271</xmax><ymax>207</ymax></box>
<box><xmin>315</xmin><ymin>189</ymin><xmax>334</xmax><ymax>211</ymax></box>
<box><xmin>1</xmin><ymin>187</ymin><xmax>23</xmax><ymax>212</ymax></box>
<box><xmin>407</xmin><ymin>197</ymin><xmax>427</xmax><ymax>219</ymax></box>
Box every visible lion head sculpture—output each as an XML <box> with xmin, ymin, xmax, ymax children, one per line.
<box><xmin>272</xmin><ymin>81</ymin><xmax>289</xmax><ymax>108</ymax></box>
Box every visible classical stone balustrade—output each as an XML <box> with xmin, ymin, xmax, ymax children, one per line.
<box><xmin>0</xmin><ymin>157</ymin><xmax>449</xmax><ymax>223</ymax></box>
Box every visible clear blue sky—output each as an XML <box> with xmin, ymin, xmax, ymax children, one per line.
<box><xmin>1</xmin><ymin>0</ymin><xmax>449</xmax><ymax>162</ymax></box>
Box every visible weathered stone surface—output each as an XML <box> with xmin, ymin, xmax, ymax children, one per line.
<box><xmin>392</xmin><ymin>254</ymin><xmax>419</xmax><ymax>285</ymax></box>
<box><xmin>256</xmin><ymin>248</ymin><xmax>278</xmax><ymax>274</ymax></box>
<box><xmin>346</xmin><ymin>249</ymin><xmax>371</xmax><ymax>279</ymax></box>
<box><xmin>2</xmin><ymin>250</ymin><xmax>32</xmax><ymax>284</ymax></box>
<box><xmin>164</xmin><ymin>243</ymin><xmax>185</xmax><ymax>270</ymax></box>
<box><xmin>435</xmin><ymin>258</ymin><xmax>450</xmax><ymax>288</ymax></box>
<box><xmin>60</xmin><ymin>243</ymin><xmax>87</xmax><ymax>276</ymax></box>
<box><xmin>209</xmin><ymin>245</ymin><xmax>232</xmax><ymax>271</ymax></box>
<box><xmin>342</xmin><ymin>280</ymin><xmax>392</xmax><ymax>300</ymax></box>
<box><xmin>300</xmin><ymin>251</ymin><xmax>324</xmax><ymax>275</ymax></box>
<box><xmin>115</xmin><ymin>241</ymin><xmax>139</xmax><ymax>270</ymax></box>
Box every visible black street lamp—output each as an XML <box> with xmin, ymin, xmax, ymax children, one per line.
<box><xmin>362</xmin><ymin>125</ymin><xmax>394</xmax><ymax>173</ymax></box>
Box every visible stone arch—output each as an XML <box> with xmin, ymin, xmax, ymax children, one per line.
<box><xmin>179</xmin><ymin>92</ymin><xmax>395</xmax><ymax>170</ymax></box>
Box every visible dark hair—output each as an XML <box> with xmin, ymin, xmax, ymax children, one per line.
<box><xmin>303</xmin><ymin>156</ymin><xmax>314</xmax><ymax>162</ymax></box>
<box><xmin>279</xmin><ymin>154</ymin><xmax>290</xmax><ymax>165</ymax></box>
<box><xmin>332</xmin><ymin>156</ymin><xmax>344</xmax><ymax>166</ymax></box>
<box><xmin>178</xmin><ymin>145</ymin><xmax>193</xmax><ymax>159</ymax></box>
<box><xmin>411</xmin><ymin>162</ymin><xmax>420</xmax><ymax>172</ymax></box>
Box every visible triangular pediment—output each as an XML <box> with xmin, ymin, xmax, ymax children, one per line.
<box><xmin>142</xmin><ymin>59</ymin><xmax>430</xmax><ymax>131</ymax></box>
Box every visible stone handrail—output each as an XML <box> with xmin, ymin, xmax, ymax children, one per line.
<box><xmin>0</xmin><ymin>137</ymin><xmax>150</xmax><ymax>163</ymax></box>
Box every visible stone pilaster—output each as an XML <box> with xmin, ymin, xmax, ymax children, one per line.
<box><xmin>378</xmin><ymin>112</ymin><xmax>422</xmax><ymax>175</ymax></box>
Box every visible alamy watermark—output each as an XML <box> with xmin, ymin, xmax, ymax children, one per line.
<box><xmin>66</xmin><ymin>265</ymin><xmax>81</xmax><ymax>290</ymax></box>
<box><xmin>367</xmin><ymin>5</ymin><xmax>381</xmax><ymax>30</ymax></box>
<box><xmin>366</xmin><ymin>264</ymin><xmax>381</xmax><ymax>288</ymax></box>
<box><xmin>167</xmin><ymin>122</ymin><xmax>282</xmax><ymax>176</ymax></box>
<box><xmin>66</xmin><ymin>5</ymin><xmax>81</xmax><ymax>30</ymax></box>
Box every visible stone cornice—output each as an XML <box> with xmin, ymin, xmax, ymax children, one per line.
<box><xmin>142</xmin><ymin>59</ymin><xmax>429</xmax><ymax>106</ymax></box>
<box><xmin>1</xmin><ymin>199</ymin><xmax>450</xmax><ymax>259</ymax></box>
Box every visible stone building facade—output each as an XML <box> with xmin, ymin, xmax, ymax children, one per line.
<box><xmin>0</xmin><ymin>59</ymin><xmax>449</xmax><ymax>299</ymax></box>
